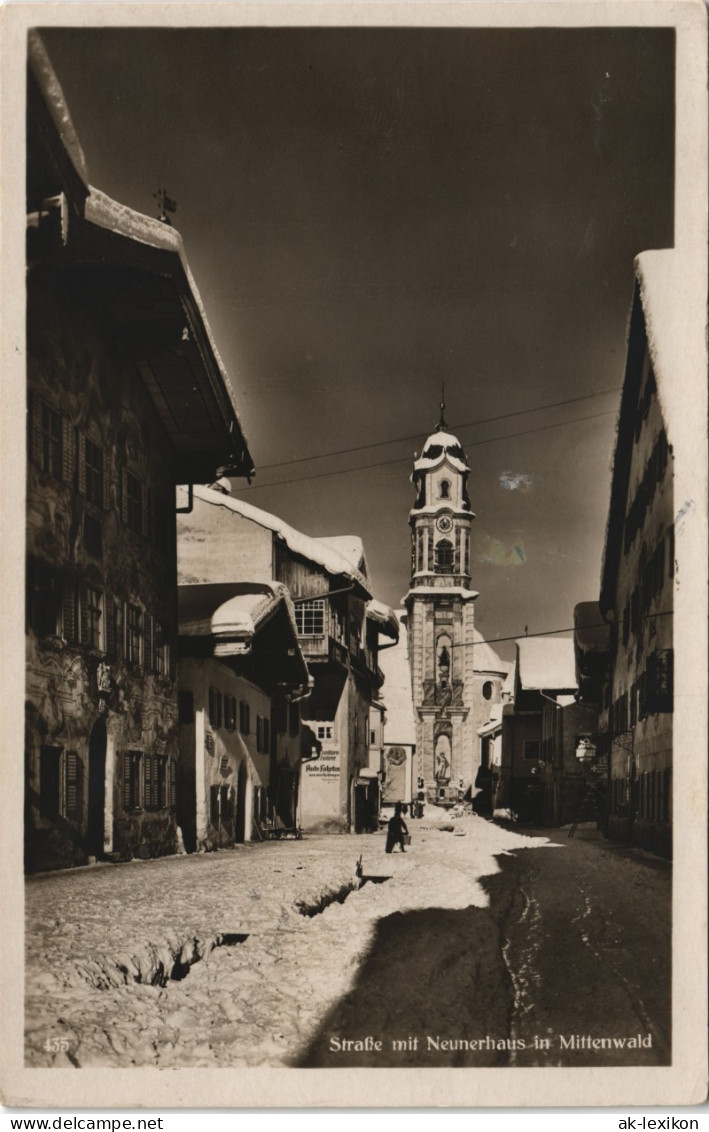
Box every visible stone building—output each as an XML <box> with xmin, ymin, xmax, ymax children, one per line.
<box><xmin>378</xmin><ymin>611</ymin><xmax>417</xmax><ymax>812</ymax></box>
<box><xmin>177</xmin><ymin>484</ymin><xmax>397</xmax><ymax>833</ymax></box>
<box><xmin>598</xmin><ymin>251</ymin><xmax>677</xmax><ymax>858</ymax></box>
<box><xmin>404</xmin><ymin>406</ymin><xmax>508</xmax><ymax>807</ymax></box>
<box><xmin>177</xmin><ymin>582</ymin><xmax>309</xmax><ymax>850</ymax></box>
<box><xmin>25</xmin><ymin>35</ymin><xmax>253</xmax><ymax>872</ymax></box>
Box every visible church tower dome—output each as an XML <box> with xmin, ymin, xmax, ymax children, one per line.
<box><xmin>409</xmin><ymin>398</ymin><xmax>475</xmax><ymax>589</ymax></box>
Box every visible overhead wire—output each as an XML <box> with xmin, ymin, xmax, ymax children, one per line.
<box><xmin>232</xmin><ymin>407</ymin><xmax>617</xmax><ymax>492</ymax></box>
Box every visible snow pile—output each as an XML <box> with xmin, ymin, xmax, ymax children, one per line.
<box><xmin>413</xmin><ymin>428</ymin><xmax>471</xmax><ymax>474</ymax></box>
<box><xmin>366</xmin><ymin>599</ymin><xmax>399</xmax><ymax>640</ymax></box>
<box><xmin>314</xmin><ymin>536</ymin><xmax>368</xmax><ymax>578</ymax></box>
<box><xmin>29</xmin><ymin>31</ymin><xmax>88</xmax><ymax>186</ymax></box>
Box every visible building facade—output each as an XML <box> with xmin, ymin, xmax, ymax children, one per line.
<box><xmin>404</xmin><ymin>407</ymin><xmax>508</xmax><ymax>807</ymax></box>
<box><xmin>598</xmin><ymin>252</ymin><xmax>675</xmax><ymax>858</ymax></box>
<box><xmin>177</xmin><ymin>582</ymin><xmax>309</xmax><ymax>850</ymax></box>
<box><xmin>25</xmin><ymin>35</ymin><xmax>253</xmax><ymax>872</ymax></box>
<box><xmin>177</xmin><ymin>484</ymin><xmax>397</xmax><ymax>834</ymax></box>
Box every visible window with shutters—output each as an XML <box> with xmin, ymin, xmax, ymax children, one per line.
<box><xmin>125</xmin><ymin>471</ymin><xmax>142</xmax><ymax>534</ymax></box>
<box><xmin>105</xmin><ymin>599</ymin><xmax>123</xmax><ymax>661</ymax></box>
<box><xmin>84</xmin><ymin>438</ymin><xmax>104</xmax><ymax>508</ymax></box>
<box><xmin>263</xmin><ymin>717</ymin><xmax>270</xmax><ymax>752</ymax></box>
<box><xmin>83</xmin><ymin>513</ymin><xmax>103</xmax><ymax>559</ymax></box>
<box><xmin>64</xmin><ymin>750</ymin><xmax>83</xmax><ymax>820</ymax></box>
<box><xmin>39</xmin><ymin>746</ymin><xmax>62</xmax><ymax>819</ymax></box>
<box><xmin>83</xmin><ymin>586</ymin><xmax>104</xmax><ymax>652</ymax></box>
<box><xmin>239</xmin><ymin>701</ymin><xmax>250</xmax><ymax>735</ymax></box>
<box><xmin>123</xmin><ymin>750</ymin><xmax>141</xmax><ymax>811</ymax></box>
<box><xmin>126</xmin><ymin>604</ymin><xmax>142</xmax><ymax>665</ymax></box>
<box><xmin>169</xmin><ymin>759</ymin><xmax>177</xmax><ymax>809</ymax></box>
<box><xmin>62</xmin><ymin>581</ymin><xmax>78</xmax><ymax>644</ymax></box>
<box><xmin>144</xmin><ymin>754</ymin><xmax>167</xmax><ymax>811</ymax></box>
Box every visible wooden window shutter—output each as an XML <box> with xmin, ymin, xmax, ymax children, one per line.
<box><xmin>169</xmin><ymin>759</ymin><xmax>177</xmax><ymax>809</ymax></box>
<box><xmin>120</xmin><ymin>467</ymin><xmax>129</xmax><ymax>526</ymax></box>
<box><xmin>61</xmin><ymin>418</ymin><xmax>75</xmax><ymax>486</ymax></box>
<box><xmin>145</xmin><ymin>614</ymin><xmax>154</xmax><ymax>671</ymax></box>
<box><xmin>144</xmin><ymin>754</ymin><xmax>153</xmax><ymax>810</ymax></box>
<box><xmin>106</xmin><ymin>599</ymin><xmax>116</xmax><ymax>658</ymax></box>
<box><xmin>65</xmin><ymin>750</ymin><xmax>83</xmax><ymax>819</ymax></box>
<box><xmin>77</xmin><ymin>433</ymin><xmax>87</xmax><ymax>495</ymax></box>
<box><xmin>62</xmin><ymin>581</ymin><xmax>77</xmax><ymax>643</ymax></box>
<box><xmin>141</xmin><ymin>483</ymin><xmax>150</xmax><ymax>539</ymax></box>
<box><xmin>122</xmin><ymin>752</ymin><xmax>132</xmax><ymax>810</ymax></box>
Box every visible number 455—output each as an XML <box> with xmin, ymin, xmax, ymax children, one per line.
<box><xmin>44</xmin><ymin>1037</ymin><xmax>71</xmax><ymax>1053</ymax></box>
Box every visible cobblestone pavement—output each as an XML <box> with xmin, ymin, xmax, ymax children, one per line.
<box><xmin>26</xmin><ymin>815</ymin><xmax>547</xmax><ymax>1068</ymax></box>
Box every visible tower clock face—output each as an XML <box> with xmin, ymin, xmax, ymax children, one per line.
<box><xmin>436</xmin><ymin>515</ymin><xmax>453</xmax><ymax>534</ymax></box>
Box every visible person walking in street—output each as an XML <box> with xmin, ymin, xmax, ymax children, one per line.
<box><xmin>385</xmin><ymin>802</ymin><xmax>409</xmax><ymax>854</ymax></box>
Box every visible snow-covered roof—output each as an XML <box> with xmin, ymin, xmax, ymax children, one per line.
<box><xmin>478</xmin><ymin>703</ymin><xmax>504</xmax><ymax>736</ymax></box>
<box><xmin>366</xmin><ymin>599</ymin><xmax>400</xmax><ymax>641</ymax></box>
<box><xmin>413</xmin><ymin>428</ymin><xmax>470</xmax><ymax>474</ymax></box>
<box><xmin>29</xmin><ymin>31</ymin><xmax>88</xmax><ymax>187</ymax></box>
<box><xmin>178</xmin><ymin>581</ymin><xmax>309</xmax><ymax>685</ymax></box>
<box><xmin>635</xmin><ymin>250</ymin><xmax>691</xmax><ymax>441</ymax></box>
<box><xmin>314</xmin><ymin>536</ymin><xmax>368</xmax><ymax>578</ymax></box>
<box><xmin>179</xmin><ymin>581</ymin><xmax>292</xmax><ymax>642</ymax></box>
<box><xmin>83</xmin><ymin>188</ymin><xmax>251</xmax><ymax>465</ymax></box>
<box><xmin>190</xmin><ymin>485</ymin><xmax>372</xmax><ymax>596</ymax></box>
<box><xmin>379</xmin><ymin>612</ymin><xmax>417</xmax><ymax>746</ymax></box>
<box><xmin>516</xmin><ymin>637</ymin><xmax>577</xmax><ymax>692</ymax></box>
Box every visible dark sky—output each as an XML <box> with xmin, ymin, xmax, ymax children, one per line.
<box><xmin>39</xmin><ymin>25</ymin><xmax>675</xmax><ymax>658</ymax></box>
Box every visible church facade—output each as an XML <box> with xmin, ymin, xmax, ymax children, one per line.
<box><xmin>404</xmin><ymin>408</ymin><xmax>508</xmax><ymax>806</ymax></box>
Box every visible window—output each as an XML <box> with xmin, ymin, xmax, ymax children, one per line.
<box><xmin>370</xmin><ymin>729</ymin><xmax>377</xmax><ymax>746</ymax></box>
<box><xmin>39</xmin><ymin>746</ymin><xmax>62</xmax><ymax>820</ymax></box>
<box><xmin>316</xmin><ymin>723</ymin><xmax>333</xmax><ymax>741</ymax></box>
<box><xmin>122</xmin><ymin>470</ymin><xmax>143</xmax><ymax>535</ymax></box>
<box><xmin>295</xmin><ymin>599</ymin><xmax>325</xmax><ymax>636</ymax></box>
<box><xmin>523</xmin><ymin>740</ymin><xmax>541</xmax><ymax>761</ymax></box>
<box><xmin>256</xmin><ymin>716</ymin><xmax>271</xmax><ymax>754</ymax></box>
<box><xmin>209</xmin><ymin>688</ymin><xmax>223</xmax><ymax>729</ymax></box>
<box><xmin>39</xmin><ymin>401</ymin><xmax>62</xmax><ymax>479</ymax></box>
<box><xmin>83</xmin><ymin>586</ymin><xmax>104</xmax><ymax>651</ymax></box>
<box><xmin>84</xmin><ymin>439</ymin><xmax>104</xmax><ymax>508</ymax></box>
<box><xmin>126</xmin><ymin>604</ymin><xmax>143</xmax><ymax>665</ymax></box>
<box><xmin>144</xmin><ymin>754</ymin><xmax>167</xmax><ymax>812</ymax></box>
<box><xmin>123</xmin><ymin>750</ymin><xmax>141</xmax><ymax>811</ymax></box>
<box><xmin>239</xmin><ymin>701</ymin><xmax>250</xmax><ymax>735</ymax></box>
<box><xmin>435</xmin><ymin>539</ymin><xmax>454</xmax><ymax>573</ymax></box>
<box><xmin>153</xmin><ymin>621</ymin><xmax>169</xmax><ymax>676</ymax></box>
<box><xmin>224</xmin><ymin>695</ymin><xmax>237</xmax><ymax>732</ymax></box>
<box><xmin>439</xmin><ymin>480</ymin><xmax>451</xmax><ymax>500</ymax></box>
<box><xmin>482</xmin><ymin>680</ymin><xmax>493</xmax><ymax>701</ymax></box>
<box><xmin>27</xmin><ymin>561</ymin><xmax>62</xmax><ymax>637</ymax></box>
<box><xmin>83</xmin><ymin>514</ymin><xmax>103</xmax><ymax>559</ymax></box>
<box><xmin>178</xmin><ymin>691</ymin><xmax>194</xmax><ymax>725</ymax></box>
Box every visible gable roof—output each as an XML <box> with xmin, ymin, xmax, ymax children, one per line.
<box><xmin>189</xmin><ymin>485</ymin><xmax>372</xmax><ymax>597</ymax></box>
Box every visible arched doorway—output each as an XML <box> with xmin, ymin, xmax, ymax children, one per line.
<box><xmin>235</xmin><ymin>762</ymin><xmax>247</xmax><ymax>843</ymax></box>
<box><xmin>87</xmin><ymin>718</ymin><xmax>107</xmax><ymax>857</ymax></box>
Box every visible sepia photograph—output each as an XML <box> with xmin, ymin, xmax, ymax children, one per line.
<box><xmin>2</xmin><ymin>0</ymin><xmax>707</xmax><ymax>1111</ymax></box>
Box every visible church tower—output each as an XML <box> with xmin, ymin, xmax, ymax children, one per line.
<box><xmin>404</xmin><ymin>400</ymin><xmax>504</xmax><ymax>806</ymax></box>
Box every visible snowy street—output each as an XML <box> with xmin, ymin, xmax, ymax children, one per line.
<box><xmin>25</xmin><ymin>815</ymin><xmax>670</xmax><ymax>1070</ymax></box>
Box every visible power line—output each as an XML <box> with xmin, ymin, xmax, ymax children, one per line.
<box><xmin>253</xmin><ymin>387</ymin><xmax>619</xmax><ymax>472</ymax></box>
<box><xmin>232</xmin><ymin>407</ymin><xmax>616</xmax><ymax>493</ymax></box>
<box><xmin>448</xmin><ymin>609</ymin><xmax>672</xmax><ymax>650</ymax></box>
